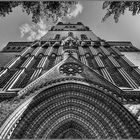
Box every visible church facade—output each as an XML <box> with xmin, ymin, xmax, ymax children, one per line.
<box><xmin>0</xmin><ymin>22</ymin><xmax>140</xmax><ymax>138</ymax></box>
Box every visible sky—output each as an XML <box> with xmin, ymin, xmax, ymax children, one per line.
<box><xmin>0</xmin><ymin>1</ymin><xmax>140</xmax><ymax>50</ymax></box>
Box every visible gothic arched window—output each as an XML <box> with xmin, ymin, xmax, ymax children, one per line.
<box><xmin>7</xmin><ymin>46</ymin><xmax>10</xmax><ymax>50</ymax></box>
<box><xmin>12</xmin><ymin>47</ymin><xmax>16</xmax><ymax>50</ymax></box>
<box><xmin>68</xmin><ymin>32</ymin><xmax>74</xmax><ymax>37</ymax></box>
<box><xmin>81</xmin><ymin>34</ymin><xmax>88</xmax><ymax>40</ymax></box>
<box><xmin>54</xmin><ymin>34</ymin><xmax>60</xmax><ymax>40</ymax></box>
<box><xmin>38</xmin><ymin>53</ymin><xmax>44</xmax><ymax>58</ymax></box>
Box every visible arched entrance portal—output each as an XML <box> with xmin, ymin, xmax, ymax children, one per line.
<box><xmin>50</xmin><ymin>120</ymin><xmax>93</xmax><ymax>138</ymax></box>
<box><xmin>9</xmin><ymin>83</ymin><xmax>140</xmax><ymax>138</ymax></box>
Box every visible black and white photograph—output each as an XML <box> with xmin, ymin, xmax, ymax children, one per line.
<box><xmin>0</xmin><ymin>0</ymin><xmax>140</xmax><ymax>139</ymax></box>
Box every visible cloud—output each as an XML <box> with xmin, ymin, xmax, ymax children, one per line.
<box><xmin>20</xmin><ymin>19</ymin><xmax>51</xmax><ymax>41</ymax></box>
<box><xmin>67</xmin><ymin>2</ymin><xmax>83</xmax><ymax>19</ymax></box>
<box><xmin>20</xmin><ymin>2</ymin><xmax>83</xmax><ymax>41</ymax></box>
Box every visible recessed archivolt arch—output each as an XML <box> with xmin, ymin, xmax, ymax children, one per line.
<box><xmin>51</xmin><ymin>121</ymin><xmax>88</xmax><ymax>139</ymax></box>
<box><xmin>43</xmin><ymin>114</ymin><xmax>99</xmax><ymax>138</ymax></box>
<box><xmin>1</xmin><ymin>82</ymin><xmax>140</xmax><ymax>139</ymax></box>
<box><xmin>23</xmin><ymin>104</ymin><xmax>118</xmax><ymax>138</ymax></box>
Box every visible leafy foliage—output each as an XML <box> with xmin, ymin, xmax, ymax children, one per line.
<box><xmin>0</xmin><ymin>1</ymin><xmax>20</xmax><ymax>17</ymax></box>
<box><xmin>0</xmin><ymin>1</ymin><xmax>77</xmax><ymax>23</ymax></box>
<box><xmin>102</xmin><ymin>1</ymin><xmax>140</xmax><ymax>22</ymax></box>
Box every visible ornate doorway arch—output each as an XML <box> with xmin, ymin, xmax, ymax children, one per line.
<box><xmin>1</xmin><ymin>83</ymin><xmax>140</xmax><ymax>139</ymax></box>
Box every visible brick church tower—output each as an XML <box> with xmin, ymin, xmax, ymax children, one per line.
<box><xmin>0</xmin><ymin>22</ymin><xmax>140</xmax><ymax>138</ymax></box>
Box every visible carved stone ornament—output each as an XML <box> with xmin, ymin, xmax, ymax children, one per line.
<box><xmin>59</xmin><ymin>62</ymin><xmax>83</xmax><ymax>76</ymax></box>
